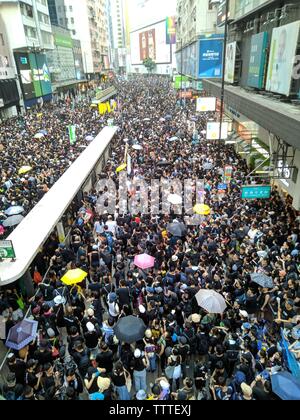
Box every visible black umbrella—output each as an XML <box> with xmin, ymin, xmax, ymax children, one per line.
<box><xmin>251</xmin><ymin>272</ymin><xmax>274</xmax><ymax>289</ymax></box>
<box><xmin>157</xmin><ymin>161</ymin><xmax>172</xmax><ymax>166</ymax></box>
<box><xmin>167</xmin><ymin>222</ymin><xmax>187</xmax><ymax>237</ymax></box>
<box><xmin>114</xmin><ymin>316</ymin><xmax>146</xmax><ymax>344</ymax></box>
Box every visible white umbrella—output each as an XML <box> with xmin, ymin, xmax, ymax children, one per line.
<box><xmin>5</xmin><ymin>206</ymin><xmax>24</xmax><ymax>216</ymax></box>
<box><xmin>34</xmin><ymin>133</ymin><xmax>44</xmax><ymax>139</ymax></box>
<box><xmin>195</xmin><ymin>290</ymin><xmax>227</xmax><ymax>314</ymax></box>
<box><xmin>3</xmin><ymin>215</ymin><xmax>24</xmax><ymax>228</ymax></box>
<box><xmin>85</xmin><ymin>135</ymin><xmax>94</xmax><ymax>142</ymax></box>
<box><xmin>143</xmin><ymin>118</ymin><xmax>151</xmax><ymax>121</ymax></box>
<box><xmin>168</xmin><ymin>136</ymin><xmax>179</xmax><ymax>142</ymax></box>
<box><xmin>132</xmin><ymin>144</ymin><xmax>143</xmax><ymax>151</ymax></box>
<box><xmin>167</xmin><ymin>194</ymin><xmax>182</xmax><ymax>205</ymax></box>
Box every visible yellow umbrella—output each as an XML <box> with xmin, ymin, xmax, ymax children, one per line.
<box><xmin>193</xmin><ymin>204</ymin><xmax>211</xmax><ymax>216</ymax></box>
<box><xmin>18</xmin><ymin>166</ymin><xmax>33</xmax><ymax>175</ymax></box>
<box><xmin>116</xmin><ymin>163</ymin><xmax>127</xmax><ymax>173</ymax></box>
<box><xmin>61</xmin><ymin>269</ymin><xmax>88</xmax><ymax>286</ymax></box>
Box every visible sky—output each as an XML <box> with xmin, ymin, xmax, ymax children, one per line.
<box><xmin>126</xmin><ymin>0</ymin><xmax>177</xmax><ymax>31</ymax></box>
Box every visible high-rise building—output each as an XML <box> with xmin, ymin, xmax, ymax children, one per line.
<box><xmin>57</xmin><ymin>0</ymin><xmax>109</xmax><ymax>77</ymax></box>
<box><xmin>109</xmin><ymin>0</ymin><xmax>127</xmax><ymax>73</ymax></box>
<box><xmin>47</xmin><ymin>0</ymin><xmax>66</xmax><ymax>27</ymax></box>
<box><xmin>0</xmin><ymin>0</ymin><xmax>54</xmax><ymax>51</ymax></box>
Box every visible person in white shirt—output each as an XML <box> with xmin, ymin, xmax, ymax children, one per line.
<box><xmin>105</xmin><ymin>216</ymin><xmax>117</xmax><ymax>236</ymax></box>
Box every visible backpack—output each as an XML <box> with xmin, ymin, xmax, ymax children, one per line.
<box><xmin>105</xmin><ymin>232</ymin><xmax>114</xmax><ymax>252</ymax></box>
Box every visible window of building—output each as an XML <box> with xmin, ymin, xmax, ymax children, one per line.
<box><xmin>72</xmin><ymin>30</ymin><xmax>76</xmax><ymax>36</ymax></box>
<box><xmin>71</xmin><ymin>17</ymin><xmax>74</xmax><ymax>24</ymax></box>
<box><xmin>0</xmin><ymin>33</ymin><xmax>4</xmax><ymax>46</ymax></box>
<box><xmin>69</xmin><ymin>5</ymin><xmax>73</xmax><ymax>12</ymax></box>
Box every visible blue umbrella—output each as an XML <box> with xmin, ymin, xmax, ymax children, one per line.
<box><xmin>251</xmin><ymin>272</ymin><xmax>274</xmax><ymax>289</ymax></box>
<box><xmin>5</xmin><ymin>206</ymin><xmax>25</xmax><ymax>216</ymax></box>
<box><xmin>39</xmin><ymin>130</ymin><xmax>48</xmax><ymax>135</ymax></box>
<box><xmin>5</xmin><ymin>319</ymin><xmax>38</xmax><ymax>351</ymax></box>
<box><xmin>271</xmin><ymin>372</ymin><xmax>300</xmax><ymax>400</ymax></box>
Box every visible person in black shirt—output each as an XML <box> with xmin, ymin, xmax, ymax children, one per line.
<box><xmin>7</xmin><ymin>354</ymin><xmax>26</xmax><ymax>386</ymax></box>
<box><xmin>64</xmin><ymin>369</ymin><xmax>84</xmax><ymax>398</ymax></box>
<box><xmin>96</xmin><ymin>343</ymin><xmax>113</xmax><ymax>374</ymax></box>
<box><xmin>117</xmin><ymin>280</ymin><xmax>131</xmax><ymax>310</ymax></box>
<box><xmin>34</xmin><ymin>341</ymin><xmax>53</xmax><ymax>367</ymax></box>
<box><xmin>251</xmin><ymin>377</ymin><xmax>274</xmax><ymax>401</ymax></box>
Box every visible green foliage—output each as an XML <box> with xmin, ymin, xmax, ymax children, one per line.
<box><xmin>143</xmin><ymin>58</ymin><xmax>156</xmax><ymax>73</ymax></box>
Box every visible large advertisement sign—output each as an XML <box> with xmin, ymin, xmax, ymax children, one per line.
<box><xmin>247</xmin><ymin>32</ymin><xmax>268</xmax><ymax>89</ymax></box>
<box><xmin>225</xmin><ymin>42</ymin><xmax>237</xmax><ymax>83</ymax></box>
<box><xmin>14</xmin><ymin>52</ymin><xmax>52</xmax><ymax>99</ymax></box>
<box><xmin>139</xmin><ymin>29</ymin><xmax>156</xmax><ymax>61</ymax></box>
<box><xmin>29</xmin><ymin>53</ymin><xmax>52</xmax><ymax>97</ymax></box>
<box><xmin>207</xmin><ymin>122</ymin><xmax>229</xmax><ymax>140</ymax></box>
<box><xmin>266</xmin><ymin>21</ymin><xmax>300</xmax><ymax>96</ymax></box>
<box><xmin>199</xmin><ymin>38</ymin><xmax>223</xmax><ymax>79</ymax></box>
<box><xmin>197</xmin><ymin>97</ymin><xmax>216</xmax><ymax>112</ymax></box>
<box><xmin>166</xmin><ymin>16</ymin><xmax>176</xmax><ymax>45</ymax></box>
<box><xmin>14</xmin><ymin>52</ymin><xmax>35</xmax><ymax>100</ymax></box>
<box><xmin>242</xmin><ymin>185</ymin><xmax>272</xmax><ymax>200</ymax></box>
<box><xmin>131</xmin><ymin>21</ymin><xmax>171</xmax><ymax>65</ymax></box>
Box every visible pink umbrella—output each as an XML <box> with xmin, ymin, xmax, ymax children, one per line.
<box><xmin>0</xmin><ymin>226</ymin><xmax>4</xmax><ymax>235</ymax></box>
<box><xmin>134</xmin><ymin>254</ymin><xmax>155</xmax><ymax>270</ymax></box>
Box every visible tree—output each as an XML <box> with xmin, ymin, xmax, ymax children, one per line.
<box><xmin>143</xmin><ymin>58</ymin><xmax>156</xmax><ymax>75</ymax></box>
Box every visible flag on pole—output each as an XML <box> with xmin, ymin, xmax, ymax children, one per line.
<box><xmin>68</xmin><ymin>125</ymin><xmax>77</xmax><ymax>145</ymax></box>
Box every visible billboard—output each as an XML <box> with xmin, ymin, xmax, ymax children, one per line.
<box><xmin>15</xmin><ymin>52</ymin><xmax>52</xmax><ymax>99</ymax></box>
<box><xmin>198</xmin><ymin>38</ymin><xmax>223</xmax><ymax>79</ymax></box>
<box><xmin>166</xmin><ymin>16</ymin><xmax>176</xmax><ymax>45</ymax></box>
<box><xmin>225</xmin><ymin>41</ymin><xmax>237</xmax><ymax>83</ymax></box>
<box><xmin>266</xmin><ymin>21</ymin><xmax>300</xmax><ymax>96</ymax></box>
<box><xmin>29</xmin><ymin>53</ymin><xmax>52</xmax><ymax>97</ymax></box>
<box><xmin>242</xmin><ymin>185</ymin><xmax>271</xmax><ymax>200</ymax></box>
<box><xmin>139</xmin><ymin>29</ymin><xmax>156</xmax><ymax>61</ymax></box>
<box><xmin>197</xmin><ymin>97</ymin><xmax>216</xmax><ymax>112</ymax></box>
<box><xmin>131</xmin><ymin>20</ymin><xmax>171</xmax><ymax>65</ymax></box>
<box><xmin>14</xmin><ymin>52</ymin><xmax>35</xmax><ymax>100</ymax></box>
<box><xmin>247</xmin><ymin>32</ymin><xmax>268</xmax><ymax>89</ymax></box>
<box><xmin>207</xmin><ymin>122</ymin><xmax>229</xmax><ymax>140</ymax></box>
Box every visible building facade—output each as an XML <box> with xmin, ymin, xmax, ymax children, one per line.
<box><xmin>203</xmin><ymin>0</ymin><xmax>300</xmax><ymax>210</ymax></box>
<box><xmin>109</xmin><ymin>0</ymin><xmax>127</xmax><ymax>73</ymax></box>
<box><xmin>57</xmin><ymin>0</ymin><xmax>109</xmax><ymax>78</ymax></box>
<box><xmin>0</xmin><ymin>12</ymin><xmax>20</xmax><ymax>119</ymax></box>
<box><xmin>175</xmin><ymin>0</ymin><xmax>224</xmax><ymax>87</ymax></box>
<box><xmin>0</xmin><ymin>0</ymin><xmax>54</xmax><ymax>109</ymax></box>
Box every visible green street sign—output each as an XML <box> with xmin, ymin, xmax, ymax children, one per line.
<box><xmin>174</xmin><ymin>75</ymin><xmax>190</xmax><ymax>89</ymax></box>
<box><xmin>242</xmin><ymin>185</ymin><xmax>272</xmax><ymax>200</ymax></box>
<box><xmin>0</xmin><ymin>240</ymin><xmax>16</xmax><ymax>259</ymax></box>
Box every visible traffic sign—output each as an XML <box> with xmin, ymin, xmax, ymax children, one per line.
<box><xmin>0</xmin><ymin>240</ymin><xmax>16</xmax><ymax>260</ymax></box>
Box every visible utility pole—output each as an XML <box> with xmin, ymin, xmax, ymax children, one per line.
<box><xmin>219</xmin><ymin>0</ymin><xmax>230</xmax><ymax>142</ymax></box>
<box><xmin>180</xmin><ymin>39</ymin><xmax>183</xmax><ymax>108</ymax></box>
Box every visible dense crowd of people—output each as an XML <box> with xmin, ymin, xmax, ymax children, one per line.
<box><xmin>0</xmin><ymin>87</ymin><xmax>105</xmax><ymax>237</ymax></box>
<box><xmin>0</xmin><ymin>76</ymin><xmax>300</xmax><ymax>401</ymax></box>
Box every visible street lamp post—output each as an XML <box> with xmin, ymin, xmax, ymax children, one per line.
<box><xmin>219</xmin><ymin>0</ymin><xmax>230</xmax><ymax>142</ymax></box>
<box><xmin>180</xmin><ymin>39</ymin><xmax>183</xmax><ymax>107</ymax></box>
